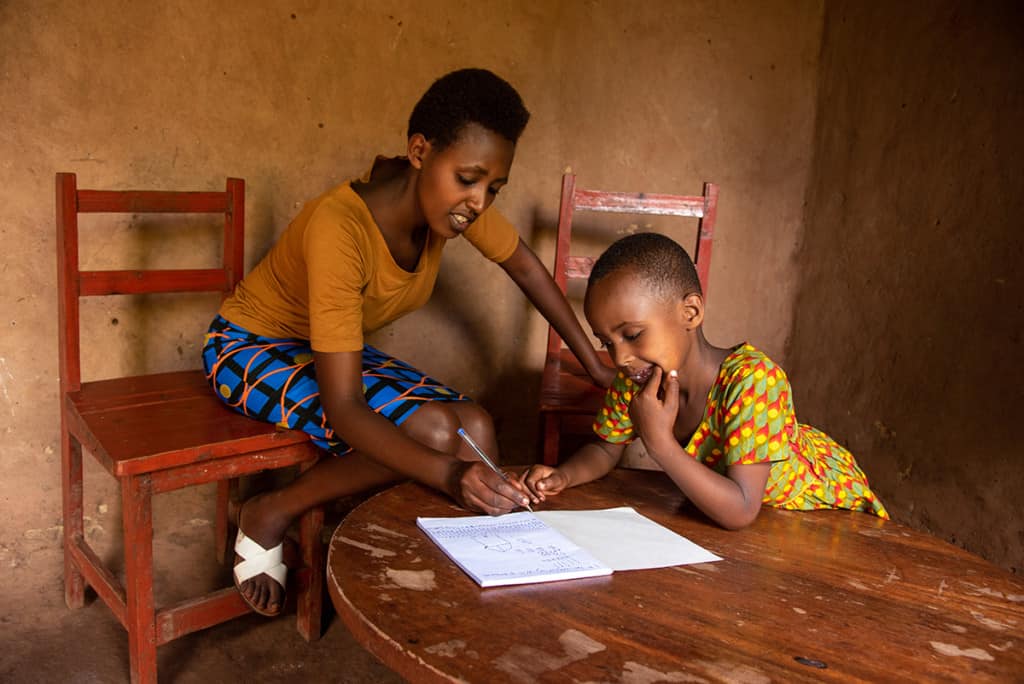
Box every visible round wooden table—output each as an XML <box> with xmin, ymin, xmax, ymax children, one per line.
<box><xmin>327</xmin><ymin>469</ymin><xmax>1024</xmax><ymax>682</ymax></box>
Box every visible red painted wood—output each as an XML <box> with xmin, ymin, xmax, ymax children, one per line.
<box><xmin>55</xmin><ymin>173</ymin><xmax>325</xmax><ymax>683</ymax></box>
<box><xmin>149</xmin><ymin>444</ymin><xmax>319</xmax><ymax>494</ymax></box>
<box><xmin>56</xmin><ymin>172</ymin><xmax>82</xmax><ymax>392</ymax></box>
<box><xmin>69</xmin><ymin>535</ymin><xmax>127</xmax><ymax>625</ymax></box>
<box><xmin>122</xmin><ymin>475</ymin><xmax>157</xmax><ymax>684</ymax></box>
<box><xmin>539</xmin><ymin>173</ymin><xmax>719</xmax><ymax>465</ymax></box>
<box><xmin>214</xmin><ymin>479</ymin><xmax>234</xmax><ymax>565</ymax></box>
<box><xmin>297</xmin><ymin>489</ymin><xmax>326</xmax><ymax>643</ymax></box>
<box><xmin>76</xmin><ymin>189</ymin><xmax>230</xmax><ymax>213</ymax></box>
<box><xmin>225</xmin><ymin>177</ymin><xmax>245</xmax><ymax>292</ymax></box>
<box><xmin>329</xmin><ymin>470</ymin><xmax>1024</xmax><ymax>682</ymax></box>
<box><xmin>573</xmin><ymin>188</ymin><xmax>706</xmax><ymax>216</ymax></box>
<box><xmin>79</xmin><ymin>268</ymin><xmax>229</xmax><ymax>296</ymax></box>
<box><xmin>155</xmin><ymin>588</ymin><xmax>250</xmax><ymax>646</ymax></box>
<box><xmin>61</xmin><ymin>428</ymin><xmax>85</xmax><ymax>609</ymax></box>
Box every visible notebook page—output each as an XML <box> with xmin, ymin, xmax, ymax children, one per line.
<box><xmin>416</xmin><ymin>512</ymin><xmax>612</xmax><ymax>587</ymax></box>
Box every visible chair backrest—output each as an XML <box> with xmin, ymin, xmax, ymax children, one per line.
<box><xmin>56</xmin><ymin>172</ymin><xmax>244</xmax><ymax>393</ymax></box>
<box><xmin>546</xmin><ymin>172</ymin><xmax>719</xmax><ymax>358</ymax></box>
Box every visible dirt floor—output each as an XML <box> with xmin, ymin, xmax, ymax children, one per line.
<box><xmin>1</xmin><ymin>486</ymin><xmax>403</xmax><ymax>683</ymax></box>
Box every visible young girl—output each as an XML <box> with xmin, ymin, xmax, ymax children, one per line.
<box><xmin>204</xmin><ymin>68</ymin><xmax>613</xmax><ymax>616</ymax></box>
<box><xmin>521</xmin><ymin>232</ymin><xmax>888</xmax><ymax>530</ymax></box>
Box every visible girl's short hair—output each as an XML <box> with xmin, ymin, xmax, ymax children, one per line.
<box><xmin>407</xmin><ymin>68</ymin><xmax>530</xmax><ymax>150</ymax></box>
<box><xmin>589</xmin><ymin>233</ymin><xmax>702</xmax><ymax>301</ymax></box>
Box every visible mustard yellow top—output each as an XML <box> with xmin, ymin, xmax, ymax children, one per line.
<box><xmin>219</xmin><ymin>160</ymin><xmax>521</xmax><ymax>352</ymax></box>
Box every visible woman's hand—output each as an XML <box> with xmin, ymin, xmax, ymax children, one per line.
<box><xmin>589</xmin><ymin>362</ymin><xmax>617</xmax><ymax>389</ymax></box>
<box><xmin>450</xmin><ymin>461</ymin><xmax>533</xmax><ymax>515</ymax></box>
<box><xmin>628</xmin><ymin>367</ymin><xmax>680</xmax><ymax>456</ymax></box>
<box><xmin>519</xmin><ymin>465</ymin><xmax>570</xmax><ymax>502</ymax></box>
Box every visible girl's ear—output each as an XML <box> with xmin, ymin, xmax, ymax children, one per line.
<box><xmin>407</xmin><ymin>133</ymin><xmax>431</xmax><ymax>170</ymax></box>
<box><xmin>678</xmin><ymin>293</ymin><xmax>705</xmax><ymax>331</ymax></box>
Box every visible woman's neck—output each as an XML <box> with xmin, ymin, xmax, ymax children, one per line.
<box><xmin>352</xmin><ymin>158</ymin><xmax>428</xmax><ymax>271</ymax></box>
<box><xmin>355</xmin><ymin>157</ymin><xmax>423</xmax><ymax>238</ymax></box>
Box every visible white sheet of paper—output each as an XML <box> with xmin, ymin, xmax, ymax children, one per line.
<box><xmin>416</xmin><ymin>512</ymin><xmax>612</xmax><ymax>587</ymax></box>
<box><xmin>535</xmin><ymin>506</ymin><xmax>722</xmax><ymax>571</ymax></box>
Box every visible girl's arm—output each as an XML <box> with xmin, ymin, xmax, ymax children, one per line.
<box><xmin>520</xmin><ymin>440</ymin><xmax>624</xmax><ymax>502</ymax></box>
<box><xmin>499</xmin><ymin>240</ymin><xmax>616</xmax><ymax>387</ymax></box>
<box><xmin>632</xmin><ymin>368</ymin><xmax>770</xmax><ymax>529</ymax></box>
<box><xmin>313</xmin><ymin>350</ymin><xmax>529</xmax><ymax>513</ymax></box>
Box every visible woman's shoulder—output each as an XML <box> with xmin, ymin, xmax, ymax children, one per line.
<box><xmin>302</xmin><ymin>181</ymin><xmax>377</xmax><ymax>238</ymax></box>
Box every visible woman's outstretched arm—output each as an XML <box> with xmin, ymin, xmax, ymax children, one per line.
<box><xmin>499</xmin><ymin>240</ymin><xmax>616</xmax><ymax>387</ymax></box>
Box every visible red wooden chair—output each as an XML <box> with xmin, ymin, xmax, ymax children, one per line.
<box><xmin>539</xmin><ymin>172</ymin><xmax>719</xmax><ymax>465</ymax></box>
<box><xmin>56</xmin><ymin>172</ymin><xmax>324</xmax><ymax>684</ymax></box>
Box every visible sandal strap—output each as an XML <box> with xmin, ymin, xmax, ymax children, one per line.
<box><xmin>234</xmin><ymin>530</ymin><xmax>287</xmax><ymax>587</ymax></box>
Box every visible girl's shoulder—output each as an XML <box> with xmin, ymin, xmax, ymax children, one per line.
<box><xmin>716</xmin><ymin>343</ymin><xmax>789</xmax><ymax>394</ymax></box>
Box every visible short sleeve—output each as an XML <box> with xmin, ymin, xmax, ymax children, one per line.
<box><xmin>304</xmin><ymin>207</ymin><xmax>369</xmax><ymax>353</ymax></box>
<box><xmin>462</xmin><ymin>207</ymin><xmax>520</xmax><ymax>263</ymax></box>
<box><xmin>591</xmin><ymin>371</ymin><xmax>640</xmax><ymax>444</ymax></box>
<box><xmin>717</xmin><ymin>358</ymin><xmax>795</xmax><ymax>467</ymax></box>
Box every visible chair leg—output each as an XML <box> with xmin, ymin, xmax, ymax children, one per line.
<box><xmin>61</xmin><ymin>428</ymin><xmax>85</xmax><ymax>608</ymax></box>
<box><xmin>296</xmin><ymin>503</ymin><xmax>325</xmax><ymax>642</ymax></box>
<box><xmin>122</xmin><ymin>475</ymin><xmax>157</xmax><ymax>684</ymax></box>
<box><xmin>542</xmin><ymin>413</ymin><xmax>562</xmax><ymax>467</ymax></box>
<box><xmin>215</xmin><ymin>478</ymin><xmax>239</xmax><ymax>564</ymax></box>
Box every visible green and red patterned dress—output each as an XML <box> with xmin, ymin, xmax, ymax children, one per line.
<box><xmin>593</xmin><ymin>343</ymin><xmax>888</xmax><ymax>518</ymax></box>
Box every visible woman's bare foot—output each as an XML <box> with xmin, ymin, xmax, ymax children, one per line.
<box><xmin>235</xmin><ymin>492</ymin><xmax>294</xmax><ymax>616</ymax></box>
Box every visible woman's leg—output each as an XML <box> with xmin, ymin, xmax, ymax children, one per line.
<box><xmin>238</xmin><ymin>400</ymin><xmax>495</xmax><ymax>613</ymax></box>
<box><xmin>204</xmin><ymin>319</ymin><xmax>499</xmax><ymax>613</ymax></box>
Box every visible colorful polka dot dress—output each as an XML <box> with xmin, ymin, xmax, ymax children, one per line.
<box><xmin>593</xmin><ymin>343</ymin><xmax>888</xmax><ymax>518</ymax></box>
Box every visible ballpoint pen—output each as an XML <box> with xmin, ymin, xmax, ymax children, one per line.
<box><xmin>456</xmin><ymin>428</ymin><xmax>533</xmax><ymax>512</ymax></box>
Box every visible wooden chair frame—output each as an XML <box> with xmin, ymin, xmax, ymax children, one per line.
<box><xmin>539</xmin><ymin>172</ymin><xmax>719</xmax><ymax>465</ymax></box>
<box><xmin>56</xmin><ymin>172</ymin><xmax>324</xmax><ymax>684</ymax></box>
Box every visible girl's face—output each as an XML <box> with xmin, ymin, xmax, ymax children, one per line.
<box><xmin>584</xmin><ymin>268</ymin><xmax>698</xmax><ymax>386</ymax></box>
<box><xmin>410</xmin><ymin>122</ymin><xmax>516</xmax><ymax>239</ymax></box>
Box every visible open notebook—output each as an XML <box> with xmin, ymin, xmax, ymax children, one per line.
<box><xmin>416</xmin><ymin>507</ymin><xmax>721</xmax><ymax>588</ymax></box>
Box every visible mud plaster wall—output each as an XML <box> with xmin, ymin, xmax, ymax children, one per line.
<box><xmin>0</xmin><ymin>1</ymin><xmax>824</xmax><ymax>610</ymax></box>
<box><xmin>787</xmin><ymin>1</ymin><xmax>1023</xmax><ymax>573</ymax></box>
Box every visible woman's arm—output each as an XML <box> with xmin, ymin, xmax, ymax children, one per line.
<box><xmin>313</xmin><ymin>350</ymin><xmax>529</xmax><ymax>513</ymax></box>
<box><xmin>499</xmin><ymin>240</ymin><xmax>616</xmax><ymax>387</ymax></box>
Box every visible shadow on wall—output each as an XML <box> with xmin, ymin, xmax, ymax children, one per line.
<box><xmin>785</xmin><ymin>0</ymin><xmax>1024</xmax><ymax>573</ymax></box>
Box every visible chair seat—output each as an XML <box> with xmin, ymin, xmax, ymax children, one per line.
<box><xmin>538</xmin><ymin>348</ymin><xmax>610</xmax><ymax>416</ymax></box>
<box><xmin>67</xmin><ymin>369</ymin><xmax>313</xmax><ymax>477</ymax></box>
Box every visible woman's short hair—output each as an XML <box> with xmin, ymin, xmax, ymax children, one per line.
<box><xmin>408</xmin><ymin>68</ymin><xmax>530</xmax><ymax>150</ymax></box>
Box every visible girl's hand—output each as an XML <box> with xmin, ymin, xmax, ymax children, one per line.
<box><xmin>520</xmin><ymin>465</ymin><xmax>569</xmax><ymax>502</ymax></box>
<box><xmin>451</xmin><ymin>461</ymin><xmax>533</xmax><ymax>515</ymax></box>
<box><xmin>629</xmin><ymin>367</ymin><xmax>680</xmax><ymax>455</ymax></box>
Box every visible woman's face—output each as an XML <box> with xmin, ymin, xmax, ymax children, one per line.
<box><xmin>412</xmin><ymin>122</ymin><xmax>516</xmax><ymax>239</ymax></box>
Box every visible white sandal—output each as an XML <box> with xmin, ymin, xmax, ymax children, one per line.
<box><xmin>233</xmin><ymin>529</ymin><xmax>287</xmax><ymax>616</ymax></box>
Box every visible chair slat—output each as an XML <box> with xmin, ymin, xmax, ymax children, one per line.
<box><xmin>573</xmin><ymin>189</ymin><xmax>706</xmax><ymax>217</ymax></box>
<box><xmin>79</xmin><ymin>269</ymin><xmax>229</xmax><ymax>296</ymax></box>
<box><xmin>76</xmin><ymin>190</ymin><xmax>231</xmax><ymax>214</ymax></box>
<box><xmin>565</xmin><ymin>256</ymin><xmax>595</xmax><ymax>280</ymax></box>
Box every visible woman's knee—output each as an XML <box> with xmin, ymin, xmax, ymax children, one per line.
<box><xmin>400</xmin><ymin>401</ymin><xmax>495</xmax><ymax>456</ymax></box>
<box><xmin>451</xmin><ymin>402</ymin><xmax>496</xmax><ymax>444</ymax></box>
<box><xmin>401</xmin><ymin>402</ymin><xmax>461</xmax><ymax>453</ymax></box>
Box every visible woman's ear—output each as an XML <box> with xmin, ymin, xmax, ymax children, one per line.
<box><xmin>407</xmin><ymin>133</ymin><xmax>431</xmax><ymax>170</ymax></box>
<box><xmin>678</xmin><ymin>293</ymin><xmax>705</xmax><ymax>331</ymax></box>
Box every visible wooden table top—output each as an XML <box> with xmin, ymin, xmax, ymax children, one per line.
<box><xmin>327</xmin><ymin>469</ymin><xmax>1024</xmax><ymax>683</ymax></box>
